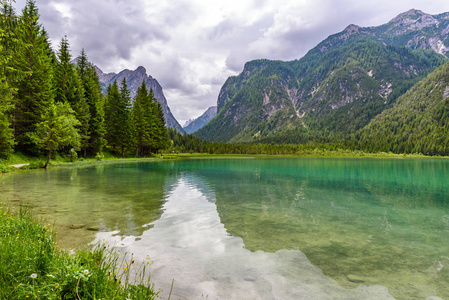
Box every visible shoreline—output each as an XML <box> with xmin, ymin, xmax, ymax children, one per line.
<box><xmin>2</xmin><ymin>150</ymin><xmax>449</xmax><ymax>174</ymax></box>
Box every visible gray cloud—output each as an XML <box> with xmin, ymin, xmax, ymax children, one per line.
<box><xmin>12</xmin><ymin>0</ymin><xmax>449</xmax><ymax>124</ymax></box>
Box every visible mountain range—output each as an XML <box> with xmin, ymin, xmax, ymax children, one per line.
<box><xmin>195</xmin><ymin>9</ymin><xmax>449</xmax><ymax>148</ymax></box>
<box><xmin>95</xmin><ymin>66</ymin><xmax>184</xmax><ymax>132</ymax></box>
<box><xmin>183</xmin><ymin>106</ymin><xmax>217</xmax><ymax>134</ymax></box>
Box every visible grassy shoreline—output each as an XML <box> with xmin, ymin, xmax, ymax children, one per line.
<box><xmin>2</xmin><ymin>149</ymin><xmax>449</xmax><ymax>174</ymax></box>
<box><xmin>0</xmin><ymin>204</ymin><xmax>159</xmax><ymax>299</ymax></box>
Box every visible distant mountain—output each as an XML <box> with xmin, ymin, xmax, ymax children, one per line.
<box><xmin>96</xmin><ymin>66</ymin><xmax>184</xmax><ymax>132</ymax></box>
<box><xmin>183</xmin><ymin>106</ymin><xmax>217</xmax><ymax>134</ymax></box>
<box><xmin>356</xmin><ymin>61</ymin><xmax>449</xmax><ymax>155</ymax></box>
<box><xmin>183</xmin><ymin>119</ymin><xmax>194</xmax><ymax>128</ymax></box>
<box><xmin>195</xmin><ymin>9</ymin><xmax>449</xmax><ymax>143</ymax></box>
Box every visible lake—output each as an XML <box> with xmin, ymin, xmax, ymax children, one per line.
<box><xmin>1</xmin><ymin>157</ymin><xmax>448</xmax><ymax>299</ymax></box>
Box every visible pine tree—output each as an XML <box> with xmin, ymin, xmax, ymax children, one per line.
<box><xmin>0</xmin><ymin>27</ymin><xmax>14</xmax><ymax>157</ymax></box>
<box><xmin>104</xmin><ymin>79</ymin><xmax>134</xmax><ymax>157</ymax></box>
<box><xmin>12</xmin><ymin>0</ymin><xmax>54</xmax><ymax>154</ymax></box>
<box><xmin>152</xmin><ymin>89</ymin><xmax>169</xmax><ymax>152</ymax></box>
<box><xmin>0</xmin><ymin>1</ymin><xmax>19</xmax><ymax>158</ymax></box>
<box><xmin>54</xmin><ymin>35</ymin><xmax>90</xmax><ymax>154</ymax></box>
<box><xmin>117</xmin><ymin>78</ymin><xmax>134</xmax><ymax>157</ymax></box>
<box><xmin>77</xmin><ymin>49</ymin><xmax>105</xmax><ymax>156</ymax></box>
<box><xmin>104</xmin><ymin>81</ymin><xmax>120</xmax><ymax>152</ymax></box>
<box><xmin>133</xmin><ymin>81</ymin><xmax>153</xmax><ymax>157</ymax></box>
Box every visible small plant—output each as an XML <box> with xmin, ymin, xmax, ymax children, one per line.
<box><xmin>95</xmin><ymin>152</ymin><xmax>104</xmax><ymax>161</ymax></box>
<box><xmin>69</xmin><ymin>148</ymin><xmax>78</xmax><ymax>162</ymax></box>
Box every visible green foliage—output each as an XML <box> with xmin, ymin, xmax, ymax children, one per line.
<box><xmin>54</xmin><ymin>35</ymin><xmax>90</xmax><ymax>152</ymax></box>
<box><xmin>168</xmin><ymin>127</ymin><xmax>351</xmax><ymax>156</ymax></box>
<box><xmin>104</xmin><ymin>79</ymin><xmax>134</xmax><ymax>157</ymax></box>
<box><xmin>10</xmin><ymin>0</ymin><xmax>54</xmax><ymax>154</ymax></box>
<box><xmin>77</xmin><ymin>49</ymin><xmax>106</xmax><ymax>156</ymax></box>
<box><xmin>133</xmin><ymin>81</ymin><xmax>155</xmax><ymax>156</ymax></box>
<box><xmin>29</xmin><ymin>102</ymin><xmax>81</xmax><ymax>167</ymax></box>
<box><xmin>69</xmin><ymin>148</ymin><xmax>78</xmax><ymax>162</ymax></box>
<box><xmin>95</xmin><ymin>152</ymin><xmax>104</xmax><ymax>161</ymax></box>
<box><xmin>0</xmin><ymin>28</ymin><xmax>15</xmax><ymax>158</ymax></box>
<box><xmin>0</xmin><ymin>204</ymin><xmax>158</xmax><ymax>299</ymax></box>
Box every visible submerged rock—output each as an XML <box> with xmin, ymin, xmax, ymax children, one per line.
<box><xmin>70</xmin><ymin>224</ymin><xmax>85</xmax><ymax>229</ymax></box>
<box><xmin>347</xmin><ymin>274</ymin><xmax>365</xmax><ymax>283</ymax></box>
<box><xmin>86</xmin><ymin>226</ymin><xmax>100</xmax><ymax>231</ymax></box>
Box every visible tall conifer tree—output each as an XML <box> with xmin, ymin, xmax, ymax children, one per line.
<box><xmin>133</xmin><ymin>81</ymin><xmax>153</xmax><ymax>156</ymax></box>
<box><xmin>0</xmin><ymin>1</ymin><xmax>18</xmax><ymax>157</ymax></box>
<box><xmin>54</xmin><ymin>35</ymin><xmax>90</xmax><ymax>154</ymax></box>
<box><xmin>117</xmin><ymin>78</ymin><xmax>134</xmax><ymax>157</ymax></box>
<box><xmin>104</xmin><ymin>79</ymin><xmax>134</xmax><ymax>157</ymax></box>
<box><xmin>12</xmin><ymin>0</ymin><xmax>54</xmax><ymax>153</ymax></box>
<box><xmin>0</xmin><ymin>27</ymin><xmax>15</xmax><ymax>157</ymax></box>
<box><xmin>77</xmin><ymin>49</ymin><xmax>105</xmax><ymax>156</ymax></box>
<box><xmin>152</xmin><ymin>91</ymin><xmax>169</xmax><ymax>151</ymax></box>
<box><xmin>104</xmin><ymin>81</ymin><xmax>120</xmax><ymax>152</ymax></box>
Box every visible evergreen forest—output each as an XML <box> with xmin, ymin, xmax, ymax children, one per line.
<box><xmin>0</xmin><ymin>0</ymin><xmax>169</xmax><ymax>166</ymax></box>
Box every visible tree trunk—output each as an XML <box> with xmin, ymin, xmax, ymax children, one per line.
<box><xmin>135</xmin><ymin>146</ymin><xmax>139</xmax><ymax>158</ymax></box>
<box><xmin>43</xmin><ymin>149</ymin><xmax>51</xmax><ymax>168</ymax></box>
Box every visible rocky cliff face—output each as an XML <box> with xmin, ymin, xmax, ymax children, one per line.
<box><xmin>96</xmin><ymin>66</ymin><xmax>184</xmax><ymax>132</ymax></box>
<box><xmin>183</xmin><ymin>106</ymin><xmax>217</xmax><ymax>134</ymax></box>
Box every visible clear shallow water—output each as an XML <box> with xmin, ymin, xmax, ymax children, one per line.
<box><xmin>1</xmin><ymin>158</ymin><xmax>448</xmax><ymax>299</ymax></box>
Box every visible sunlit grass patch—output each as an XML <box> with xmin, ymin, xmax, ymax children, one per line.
<box><xmin>0</xmin><ymin>204</ymin><xmax>159</xmax><ymax>299</ymax></box>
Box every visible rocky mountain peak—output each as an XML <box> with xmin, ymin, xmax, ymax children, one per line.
<box><xmin>389</xmin><ymin>9</ymin><xmax>425</xmax><ymax>23</ymax></box>
<box><xmin>135</xmin><ymin>66</ymin><xmax>149</xmax><ymax>76</ymax></box>
<box><xmin>344</xmin><ymin>24</ymin><xmax>361</xmax><ymax>33</ymax></box>
<box><xmin>388</xmin><ymin>9</ymin><xmax>439</xmax><ymax>30</ymax></box>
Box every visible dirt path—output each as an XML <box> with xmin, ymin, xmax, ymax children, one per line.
<box><xmin>8</xmin><ymin>163</ymin><xmax>30</xmax><ymax>168</ymax></box>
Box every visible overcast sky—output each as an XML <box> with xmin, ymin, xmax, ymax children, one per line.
<box><xmin>11</xmin><ymin>0</ymin><xmax>449</xmax><ymax>125</ymax></box>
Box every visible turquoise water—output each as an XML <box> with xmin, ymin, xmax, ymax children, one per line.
<box><xmin>1</xmin><ymin>158</ymin><xmax>448</xmax><ymax>299</ymax></box>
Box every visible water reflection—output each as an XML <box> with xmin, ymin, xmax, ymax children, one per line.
<box><xmin>1</xmin><ymin>158</ymin><xmax>449</xmax><ymax>299</ymax></box>
<box><xmin>95</xmin><ymin>176</ymin><xmax>393</xmax><ymax>300</ymax></box>
<box><xmin>0</xmin><ymin>162</ymin><xmax>172</xmax><ymax>247</ymax></box>
<box><xmin>209</xmin><ymin>158</ymin><xmax>449</xmax><ymax>299</ymax></box>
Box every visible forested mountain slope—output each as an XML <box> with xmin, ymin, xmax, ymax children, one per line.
<box><xmin>357</xmin><ymin>61</ymin><xmax>449</xmax><ymax>155</ymax></box>
<box><xmin>195</xmin><ymin>10</ymin><xmax>449</xmax><ymax>144</ymax></box>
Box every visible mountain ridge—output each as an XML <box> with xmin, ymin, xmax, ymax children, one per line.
<box><xmin>195</xmin><ymin>9</ymin><xmax>449</xmax><ymax>144</ymax></box>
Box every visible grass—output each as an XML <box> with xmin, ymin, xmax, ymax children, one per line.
<box><xmin>0</xmin><ymin>204</ymin><xmax>159</xmax><ymax>299</ymax></box>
